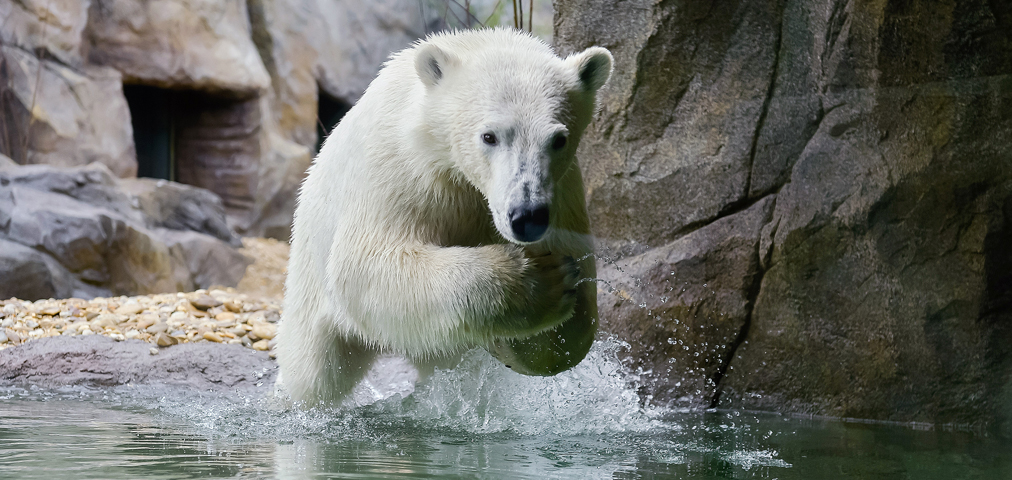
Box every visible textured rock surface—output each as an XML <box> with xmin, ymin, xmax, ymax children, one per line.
<box><xmin>557</xmin><ymin>0</ymin><xmax>1012</xmax><ymax>429</ymax></box>
<box><xmin>1</xmin><ymin>0</ymin><xmax>431</xmax><ymax>239</ymax></box>
<box><xmin>0</xmin><ymin>335</ymin><xmax>275</xmax><ymax>392</ymax></box>
<box><xmin>86</xmin><ymin>0</ymin><xmax>271</xmax><ymax>96</ymax></box>
<box><xmin>599</xmin><ymin>197</ymin><xmax>773</xmax><ymax>406</ymax></box>
<box><xmin>0</xmin><ymin>163</ymin><xmax>249</xmax><ymax>300</ymax></box>
<box><xmin>0</xmin><ymin>46</ymin><xmax>136</xmax><ymax>177</ymax></box>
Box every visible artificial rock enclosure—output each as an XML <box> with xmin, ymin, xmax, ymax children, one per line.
<box><xmin>556</xmin><ymin>0</ymin><xmax>1012</xmax><ymax>431</ymax></box>
<box><xmin>0</xmin><ymin>0</ymin><xmax>430</xmax><ymax>238</ymax></box>
<box><xmin>0</xmin><ymin>0</ymin><xmax>1010</xmax><ymax>433</ymax></box>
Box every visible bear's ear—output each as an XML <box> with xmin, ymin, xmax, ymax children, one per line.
<box><xmin>567</xmin><ymin>47</ymin><xmax>613</xmax><ymax>93</ymax></box>
<box><xmin>415</xmin><ymin>43</ymin><xmax>456</xmax><ymax>88</ymax></box>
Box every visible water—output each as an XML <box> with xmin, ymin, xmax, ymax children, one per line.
<box><xmin>0</xmin><ymin>340</ymin><xmax>1009</xmax><ymax>479</ymax></box>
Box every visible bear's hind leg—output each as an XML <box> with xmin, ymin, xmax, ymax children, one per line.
<box><xmin>277</xmin><ymin>321</ymin><xmax>377</xmax><ymax>406</ymax></box>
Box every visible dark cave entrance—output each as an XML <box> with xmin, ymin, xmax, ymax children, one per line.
<box><xmin>316</xmin><ymin>88</ymin><xmax>351</xmax><ymax>153</ymax></box>
<box><xmin>124</xmin><ymin>85</ymin><xmax>175</xmax><ymax>180</ymax></box>
<box><xmin>124</xmin><ymin>85</ymin><xmax>261</xmax><ymax>219</ymax></box>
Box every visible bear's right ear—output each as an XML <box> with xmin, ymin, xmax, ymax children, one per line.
<box><xmin>415</xmin><ymin>43</ymin><xmax>456</xmax><ymax>88</ymax></box>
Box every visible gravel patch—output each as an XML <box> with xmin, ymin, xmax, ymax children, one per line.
<box><xmin>0</xmin><ymin>288</ymin><xmax>280</xmax><ymax>356</ymax></box>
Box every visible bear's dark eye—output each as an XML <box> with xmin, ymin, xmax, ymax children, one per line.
<box><xmin>482</xmin><ymin>132</ymin><xmax>498</xmax><ymax>145</ymax></box>
<box><xmin>551</xmin><ymin>133</ymin><xmax>568</xmax><ymax>150</ymax></box>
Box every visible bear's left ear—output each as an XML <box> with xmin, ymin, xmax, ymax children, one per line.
<box><xmin>566</xmin><ymin>47</ymin><xmax>613</xmax><ymax>93</ymax></box>
<box><xmin>415</xmin><ymin>43</ymin><xmax>457</xmax><ymax>88</ymax></box>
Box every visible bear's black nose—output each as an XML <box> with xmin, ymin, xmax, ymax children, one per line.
<box><xmin>509</xmin><ymin>205</ymin><xmax>550</xmax><ymax>242</ymax></box>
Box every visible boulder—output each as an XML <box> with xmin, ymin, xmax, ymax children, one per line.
<box><xmin>0</xmin><ymin>0</ymin><xmax>90</xmax><ymax>66</ymax></box>
<box><xmin>0</xmin><ymin>46</ymin><xmax>136</xmax><ymax>177</ymax></box>
<box><xmin>248</xmin><ymin>0</ymin><xmax>430</xmax><ymax>148</ymax></box>
<box><xmin>85</xmin><ymin>0</ymin><xmax>271</xmax><ymax>97</ymax></box>
<box><xmin>557</xmin><ymin>0</ymin><xmax>1012</xmax><ymax>430</ymax></box>
<box><xmin>0</xmin><ymin>163</ymin><xmax>250</xmax><ymax>300</ymax></box>
<box><xmin>598</xmin><ymin>197</ymin><xmax>773</xmax><ymax>407</ymax></box>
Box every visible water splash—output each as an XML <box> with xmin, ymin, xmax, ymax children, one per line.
<box><xmin>382</xmin><ymin>337</ymin><xmax>666</xmax><ymax>435</ymax></box>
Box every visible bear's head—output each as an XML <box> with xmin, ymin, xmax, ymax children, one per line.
<box><xmin>414</xmin><ymin>29</ymin><xmax>612</xmax><ymax>244</ymax></box>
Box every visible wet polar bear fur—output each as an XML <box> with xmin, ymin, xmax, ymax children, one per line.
<box><xmin>275</xmin><ymin>28</ymin><xmax>613</xmax><ymax>405</ymax></box>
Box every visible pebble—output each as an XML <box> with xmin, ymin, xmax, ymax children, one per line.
<box><xmin>250</xmin><ymin>323</ymin><xmax>276</xmax><ymax>341</ymax></box>
<box><xmin>154</xmin><ymin>332</ymin><xmax>177</xmax><ymax>347</ymax></box>
<box><xmin>191</xmin><ymin>295</ymin><xmax>223</xmax><ymax>310</ymax></box>
<box><xmin>114</xmin><ymin>303</ymin><xmax>145</xmax><ymax>315</ymax></box>
<box><xmin>0</xmin><ymin>289</ymin><xmax>283</xmax><ymax>357</ymax></box>
<box><xmin>149</xmin><ymin>347</ymin><xmax>159</xmax><ymax>355</ymax></box>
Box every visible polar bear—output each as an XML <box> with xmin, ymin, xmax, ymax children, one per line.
<box><xmin>275</xmin><ymin>28</ymin><xmax>612</xmax><ymax>405</ymax></box>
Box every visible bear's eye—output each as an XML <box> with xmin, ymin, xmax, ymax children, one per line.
<box><xmin>482</xmin><ymin>133</ymin><xmax>498</xmax><ymax>146</ymax></box>
<box><xmin>551</xmin><ymin>133</ymin><xmax>568</xmax><ymax>151</ymax></box>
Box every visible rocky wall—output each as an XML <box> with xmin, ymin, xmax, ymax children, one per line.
<box><xmin>556</xmin><ymin>0</ymin><xmax>1012</xmax><ymax>431</ymax></box>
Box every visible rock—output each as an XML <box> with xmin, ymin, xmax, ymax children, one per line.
<box><xmin>86</xmin><ymin>0</ymin><xmax>270</xmax><ymax>96</ymax></box>
<box><xmin>119</xmin><ymin>178</ymin><xmax>241</xmax><ymax>246</ymax></box>
<box><xmin>557</xmin><ymin>0</ymin><xmax>1012</xmax><ymax>430</ymax></box>
<box><xmin>202</xmin><ymin>331</ymin><xmax>223</xmax><ymax>343</ymax></box>
<box><xmin>162</xmin><ymin>230</ymin><xmax>251</xmax><ymax>291</ymax></box>
<box><xmin>251</xmin><ymin>339</ymin><xmax>269</xmax><ymax>351</ymax></box>
<box><xmin>0</xmin><ymin>163</ymin><xmax>249</xmax><ymax>300</ymax></box>
<box><xmin>190</xmin><ymin>295</ymin><xmax>223</xmax><ymax>311</ymax></box>
<box><xmin>250</xmin><ymin>323</ymin><xmax>276</xmax><ymax>341</ymax></box>
<box><xmin>154</xmin><ymin>332</ymin><xmax>176</xmax><ymax>347</ymax></box>
<box><xmin>0</xmin><ymin>238</ymin><xmax>89</xmax><ymax>300</ymax></box>
<box><xmin>0</xmin><ymin>1</ymin><xmax>90</xmax><ymax>65</ymax></box>
<box><xmin>598</xmin><ymin>198</ymin><xmax>773</xmax><ymax>407</ymax></box>
<box><xmin>0</xmin><ymin>335</ymin><xmax>276</xmax><ymax>393</ymax></box>
<box><xmin>113</xmin><ymin>303</ymin><xmax>145</xmax><ymax>315</ymax></box>
<box><xmin>0</xmin><ymin>46</ymin><xmax>136</xmax><ymax>177</ymax></box>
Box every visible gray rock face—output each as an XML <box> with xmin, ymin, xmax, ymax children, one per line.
<box><xmin>86</xmin><ymin>0</ymin><xmax>271</xmax><ymax>96</ymax></box>
<box><xmin>1</xmin><ymin>0</ymin><xmax>430</xmax><ymax>240</ymax></box>
<box><xmin>0</xmin><ymin>45</ymin><xmax>137</xmax><ymax>177</ymax></box>
<box><xmin>557</xmin><ymin>0</ymin><xmax>1012</xmax><ymax>429</ymax></box>
<box><xmin>0</xmin><ymin>162</ymin><xmax>249</xmax><ymax>300</ymax></box>
<box><xmin>0</xmin><ymin>335</ymin><xmax>276</xmax><ymax>393</ymax></box>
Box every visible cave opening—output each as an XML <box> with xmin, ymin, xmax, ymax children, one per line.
<box><xmin>123</xmin><ymin>85</ymin><xmax>175</xmax><ymax>181</ymax></box>
<box><xmin>123</xmin><ymin>85</ymin><xmax>262</xmax><ymax>222</ymax></box>
<box><xmin>316</xmin><ymin>88</ymin><xmax>351</xmax><ymax>153</ymax></box>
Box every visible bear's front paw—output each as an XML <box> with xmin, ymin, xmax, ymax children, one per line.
<box><xmin>521</xmin><ymin>251</ymin><xmax>580</xmax><ymax>332</ymax></box>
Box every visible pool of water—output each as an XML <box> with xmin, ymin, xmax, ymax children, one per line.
<box><xmin>1</xmin><ymin>341</ymin><xmax>1009</xmax><ymax>479</ymax></box>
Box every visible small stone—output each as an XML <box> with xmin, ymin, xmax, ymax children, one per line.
<box><xmin>38</xmin><ymin>306</ymin><xmax>60</xmax><ymax>316</ymax></box>
<box><xmin>203</xmin><ymin>332</ymin><xmax>224</xmax><ymax>343</ymax></box>
<box><xmin>227</xmin><ymin>338</ymin><xmax>242</xmax><ymax>345</ymax></box>
<box><xmin>136</xmin><ymin>314</ymin><xmax>159</xmax><ymax>329</ymax></box>
<box><xmin>191</xmin><ymin>295</ymin><xmax>223</xmax><ymax>310</ymax></box>
<box><xmin>224</xmin><ymin>300</ymin><xmax>243</xmax><ymax>313</ymax></box>
<box><xmin>85</xmin><ymin>311</ymin><xmax>100</xmax><ymax>321</ymax></box>
<box><xmin>170</xmin><ymin>311</ymin><xmax>188</xmax><ymax>321</ymax></box>
<box><xmin>149</xmin><ymin>347</ymin><xmax>159</xmax><ymax>356</ymax></box>
<box><xmin>93</xmin><ymin>313</ymin><xmax>124</xmax><ymax>328</ymax></box>
<box><xmin>214</xmin><ymin>311</ymin><xmax>235</xmax><ymax>322</ymax></box>
<box><xmin>241</xmin><ymin>336</ymin><xmax>253</xmax><ymax>347</ymax></box>
<box><xmin>252</xmin><ymin>339</ymin><xmax>269</xmax><ymax>351</ymax></box>
<box><xmin>125</xmin><ymin>329</ymin><xmax>141</xmax><ymax>339</ymax></box>
<box><xmin>154</xmin><ymin>332</ymin><xmax>177</xmax><ymax>347</ymax></box>
<box><xmin>0</xmin><ymin>332</ymin><xmax>7</xmax><ymax>344</ymax></box>
<box><xmin>250</xmin><ymin>323</ymin><xmax>276</xmax><ymax>341</ymax></box>
<box><xmin>110</xmin><ymin>333</ymin><xmax>125</xmax><ymax>341</ymax></box>
<box><xmin>25</xmin><ymin>320</ymin><xmax>38</xmax><ymax>329</ymax></box>
<box><xmin>145</xmin><ymin>322</ymin><xmax>168</xmax><ymax>334</ymax></box>
<box><xmin>230</xmin><ymin>327</ymin><xmax>247</xmax><ymax>337</ymax></box>
<box><xmin>114</xmin><ymin>303</ymin><xmax>145</xmax><ymax>315</ymax></box>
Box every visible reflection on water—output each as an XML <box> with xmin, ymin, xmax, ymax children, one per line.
<box><xmin>0</xmin><ymin>340</ymin><xmax>1009</xmax><ymax>479</ymax></box>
